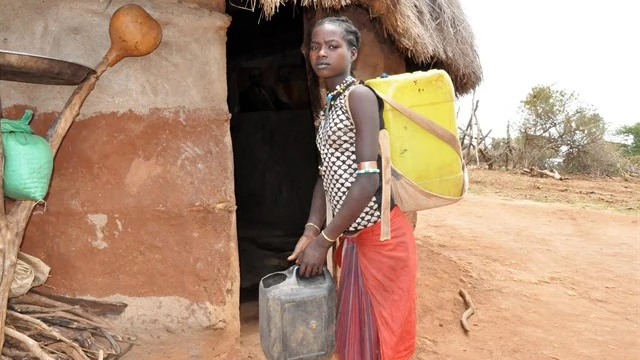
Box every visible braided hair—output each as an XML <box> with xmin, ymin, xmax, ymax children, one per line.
<box><xmin>313</xmin><ymin>16</ymin><xmax>361</xmax><ymax>51</ymax></box>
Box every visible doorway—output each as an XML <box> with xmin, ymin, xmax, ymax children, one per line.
<box><xmin>226</xmin><ymin>3</ymin><xmax>317</xmax><ymax>304</ymax></box>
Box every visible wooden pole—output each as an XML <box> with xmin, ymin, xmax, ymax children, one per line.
<box><xmin>466</xmin><ymin>92</ymin><xmax>475</xmax><ymax>162</ymax></box>
<box><xmin>472</xmin><ymin>99</ymin><xmax>481</xmax><ymax>166</ymax></box>
<box><xmin>0</xmin><ymin>58</ymin><xmax>109</xmax><ymax>348</ymax></box>
<box><xmin>505</xmin><ymin>121</ymin><xmax>512</xmax><ymax>170</ymax></box>
<box><xmin>0</xmin><ymin>92</ymin><xmax>5</xmax><ymax>216</ymax></box>
<box><xmin>459</xmin><ymin>96</ymin><xmax>473</xmax><ymax>161</ymax></box>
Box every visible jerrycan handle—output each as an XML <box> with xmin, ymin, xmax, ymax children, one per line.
<box><xmin>289</xmin><ymin>265</ymin><xmax>331</xmax><ymax>285</ymax></box>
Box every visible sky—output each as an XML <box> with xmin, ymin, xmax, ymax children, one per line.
<box><xmin>456</xmin><ymin>0</ymin><xmax>639</xmax><ymax>139</ymax></box>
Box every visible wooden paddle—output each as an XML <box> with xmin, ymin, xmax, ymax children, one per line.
<box><xmin>0</xmin><ymin>4</ymin><xmax>162</xmax><ymax>350</ymax></box>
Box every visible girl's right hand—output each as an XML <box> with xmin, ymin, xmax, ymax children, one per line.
<box><xmin>288</xmin><ymin>234</ymin><xmax>315</xmax><ymax>262</ymax></box>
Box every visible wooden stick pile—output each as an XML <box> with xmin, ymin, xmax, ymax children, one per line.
<box><xmin>2</xmin><ymin>291</ymin><xmax>131</xmax><ymax>360</ymax></box>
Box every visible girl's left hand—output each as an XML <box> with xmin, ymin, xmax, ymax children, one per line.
<box><xmin>297</xmin><ymin>237</ymin><xmax>332</xmax><ymax>277</ymax></box>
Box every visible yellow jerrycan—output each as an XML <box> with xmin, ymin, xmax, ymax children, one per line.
<box><xmin>365</xmin><ymin>70</ymin><xmax>467</xmax><ymax>237</ymax></box>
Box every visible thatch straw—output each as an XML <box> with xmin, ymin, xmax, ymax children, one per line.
<box><xmin>258</xmin><ymin>0</ymin><xmax>482</xmax><ymax>95</ymax></box>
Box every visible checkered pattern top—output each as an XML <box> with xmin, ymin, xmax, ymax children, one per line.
<box><xmin>317</xmin><ymin>84</ymin><xmax>381</xmax><ymax>232</ymax></box>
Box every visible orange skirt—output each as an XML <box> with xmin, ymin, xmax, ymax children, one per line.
<box><xmin>335</xmin><ymin>207</ymin><xmax>417</xmax><ymax>360</ymax></box>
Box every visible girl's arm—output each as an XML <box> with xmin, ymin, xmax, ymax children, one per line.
<box><xmin>322</xmin><ymin>85</ymin><xmax>380</xmax><ymax>239</ymax></box>
<box><xmin>306</xmin><ymin>175</ymin><xmax>327</xmax><ymax>231</ymax></box>
<box><xmin>297</xmin><ymin>85</ymin><xmax>380</xmax><ymax>277</ymax></box>
<box><xmin>288</xmin><ymin>176</ymin><xmax>326</xmax><ymax>261</ymax></box>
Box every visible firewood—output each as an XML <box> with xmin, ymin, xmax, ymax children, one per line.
<box><xmin>29</xmin><ymin>313</ymin><xmax>105</xmax><ymax>331</ymax></box>
<box><xmin>522</xmin><ymin>167</ymin><xmax>568</xmax><ymax>180</ymax></box>
<box><xmin>2</xmin><ymin>347</ymin><xmax>35</xmax><ymax>359</ymax></box>
<box><xmin>537</xmin><ymin>168</ymin><xmax>566</xmax><ymax>180</ymax></box>
<box><xmin>97</xmin><ymin>328</ymin><xmax>120</xmax><ymax>354</ymax></box>
<box><xmin>6</xmin><ymin>311</ymin><xmax>89</xmax><ymax>360</ymax></box>
<box><xmin>3</xmin><ymin>297</ymin><xmax>131</xmax><ymax>359</ymax></box>
<box><xmin>42</xmin><ymin>342</ymin><xmax>87</xmax><ymax>360</ymax></box>
<box><xmin>9</xmin><ymin>304</ymin><xmax>75</xmax><ymax>314</ymax></box>
<box><xmin>12</xmin><ymin>293</ymin><xmax>114</xmax><ymax>330</ymax></box>
<box><xmin>4</xmin><ymin>327</ymin><xmax>55</xmax><ymax>360</ymax></box>
<box><xmin>49</xmin><ymin>327</ymin><xmax>96</xmax><ymax>352</ymax></box>
<box><xmin>30</xmin><ymin>291</ymin><xmax>127</xmax><ymax>317</ymax></box>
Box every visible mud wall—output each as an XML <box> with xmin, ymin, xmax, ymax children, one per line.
<box><xmin>0</xmin><ymin>0</ymin><xmax>239</xmax><ymax>358</ymax></box>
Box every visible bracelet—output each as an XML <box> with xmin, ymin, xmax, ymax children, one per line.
<box><xmin>355</xmin><ymin>168</ymin><xmax>381</xmax><ymax>175</ymax></box>
<box><xmin>305</xmin><ymin>223</ymin><xmax>321</xmax><ymax>232</ymax></box>
<box><xmin>321</xmin><ymin>230</ymin><xmax>338</xmax><ymax>243</ymax></box>
<box><xmin>357</xmin><ymin>161</ymin><xmax>378</xmax><ymax>170</ymax></box>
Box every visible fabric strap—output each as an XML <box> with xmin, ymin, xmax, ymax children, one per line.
<box><xmin>378</xmin><ymin>130</ymin><xmax>392</xmax><ymax>241</ymax></box>
<box><xmin>372</xmin><ymin>90</ymin><xmax>463</xmax><ymax>162</ymax></box>
<box><xmin>373</xmin><ymin>89</ymin><xmax>466</xmax><ymax>241</ymax></box>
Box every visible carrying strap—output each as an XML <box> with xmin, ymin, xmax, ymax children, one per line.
<box><xmin>379</xmin><ymin>130</ymin><xmax>392</xmax><ymax>241</ymax></box>
<box><xmin>371</xmin><ymin>90</ymin><xmax>463</xmax><ymax>162</ymax></box>
<box><xmin>373</xmin><ymin>89</ymin><xmax>466</xmax><ymax>241</ymax></box>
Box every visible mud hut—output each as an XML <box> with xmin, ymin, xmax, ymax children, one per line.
<box><xmin>0</xmin><ymin>0</ymin><xmax>481</xmax><ymax>358</ymax></box>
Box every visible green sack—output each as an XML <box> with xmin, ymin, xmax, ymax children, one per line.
<box><xmin>1</xmin><ymin>110</ymin><xmax>54</xmax><ymax>201</ymax></box>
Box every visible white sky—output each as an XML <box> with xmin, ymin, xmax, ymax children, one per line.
<box><xmin>456</xmin><ymin>0</ymin><xmax>639</xmax><ymax>139</ymax></box>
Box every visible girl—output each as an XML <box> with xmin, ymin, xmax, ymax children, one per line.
<box><xmin>287</xmin><ymin>16</ymin><xmax>418</xmax><ymax>360</ymax></box>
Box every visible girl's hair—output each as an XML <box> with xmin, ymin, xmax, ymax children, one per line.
<box><xmin>313</xmin><ymin>16</ymin><xmax>360</xmax><ymax>50</ymax></box>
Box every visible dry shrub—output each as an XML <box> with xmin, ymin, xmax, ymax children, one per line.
<box><xmin>563</xmin><ymin>141</ymin><xmax>629</xmax><ymax>176</ymax></box>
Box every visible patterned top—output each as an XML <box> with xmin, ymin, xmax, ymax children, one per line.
<box><xmin>317</xmin><ymin>83</ymin><xmax>382</xmax><ymax>232</ymax></box>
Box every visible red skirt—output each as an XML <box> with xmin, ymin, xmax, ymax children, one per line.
<box><xmin>335</xmin><ymin>207</ymin><xmax>417</xmax><ymax>360</ymax></box>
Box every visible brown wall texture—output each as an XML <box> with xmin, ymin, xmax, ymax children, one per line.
<box><xmin>0</xmin><ymin>0</ymin><xmax>239</xmax><ymax>358</ymax></box>
<box><xmin>0</xmin><ymin>1</ymin><xmax>411</xmax><ymax>358</ymax></box>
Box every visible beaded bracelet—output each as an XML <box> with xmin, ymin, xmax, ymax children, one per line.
<box><xmin>355</xmin><ymin>168</ymin><xmax>381</xmax><ymax>175</ymax></box>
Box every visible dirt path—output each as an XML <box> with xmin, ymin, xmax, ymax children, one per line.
<box><xmin>240</xmin><ymin>178</ymin><xmax>640</xmax><ymax>359</ymax></box>
<box><xmin>413</xmin><ymin>194</ymin><xmax>639</xmax><ymax>360</ymax></box>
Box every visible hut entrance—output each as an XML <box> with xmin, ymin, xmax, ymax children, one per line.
<box><xmin>226</xmin><ymin>3</ymin><xmax>317</xmax><ymax>303</ymax></box>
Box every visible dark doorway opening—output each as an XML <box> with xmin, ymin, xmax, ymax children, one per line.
<box><xmin>226</xmin><ymin>3</ymin><xmax>317</xmax><ymax>304</ymax></box>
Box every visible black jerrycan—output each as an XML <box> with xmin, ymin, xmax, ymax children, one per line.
<box><xmin>259</xmin><ymin>265</ymin><xmax>336</xmax><ymax>360</ymax></box>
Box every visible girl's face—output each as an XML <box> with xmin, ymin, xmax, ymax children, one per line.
<box><xmin>309</xmin><ymin>24</ymin><xmax>357</xmax><ymax>81</ymax></box>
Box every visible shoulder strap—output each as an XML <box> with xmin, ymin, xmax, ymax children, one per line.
<box><xmin>372</xmin><ymin>87</ymin><xmax>467</xmax><ymax>242</ymax></box>
<box><xmin>362</xmin><ymin>84</ymin><xmax>386</xmax><ymax>130</ymax></box>
<box><xmin>379</xmin><ymin>129</ymin><xmax>392</xmax><ymax>241</ymax></box>
<box><xmin>370</xmin><ymin>89</ymin><xmax>462</xmax><ymax>160</ymax></box>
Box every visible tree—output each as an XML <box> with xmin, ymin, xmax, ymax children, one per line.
<box><xmin>616</xmin><ymin>122</ymin><xmax>640</xmax><ymax>155</ymax></box>
<box><xmin>516</xmin><ymin>85</ymin><xmax>616</xmax><ymax>174</ymax></box>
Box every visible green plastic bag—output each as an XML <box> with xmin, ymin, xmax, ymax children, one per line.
<box><xmin>1</xmin><ymin>110</ymin><xmax>54</xmax><ymax>201</ymax></box>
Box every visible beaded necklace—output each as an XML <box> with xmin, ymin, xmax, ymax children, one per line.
<box><xmin>325</xmin><ymin>75</ymin><xmax>356</xmax><ymax>110</ymax></box>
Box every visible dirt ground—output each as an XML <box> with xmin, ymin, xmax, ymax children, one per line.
<box><xmin>239</xmin><ymin>169</ymin><xmax>640</xmax><ymax>360</ymax></box>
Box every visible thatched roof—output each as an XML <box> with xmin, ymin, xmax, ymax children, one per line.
<box><xmin>258</xmin><ymin>0</ymin><xmax>482</xmax><ymax>95</ymax></box>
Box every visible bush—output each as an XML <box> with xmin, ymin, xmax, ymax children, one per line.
<box><xmin>562</xmin><ymin>141</ymin><xmax>629</xmax><ymax>176</ymax></box>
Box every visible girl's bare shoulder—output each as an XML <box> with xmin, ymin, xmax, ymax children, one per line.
<box><xmin>347</xmin><ymin>84</ymin><xmax>377</xmax><ymax>107</ymax></box>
